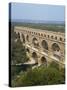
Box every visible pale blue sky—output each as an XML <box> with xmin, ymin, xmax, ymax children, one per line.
<box><xmin>11</xmin><ymin>3</ymin><xmax>65</xmax><ymax>21</ymax></box>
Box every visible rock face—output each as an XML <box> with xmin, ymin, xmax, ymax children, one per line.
<box><xmin>14</xmin><ymin>26</ymin><xmax>65</xmax><ymax>68</ymax></box>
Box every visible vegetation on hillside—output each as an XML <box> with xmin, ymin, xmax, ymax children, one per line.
<box><xmin>11</xmin><ymin>23</ymin><xmax>29</xmax><ymax>80</ymax></box>
<box><xmin>11</xmin><ymin>23</ymin><xmax>29</xmax><ymax>65</ymax></box>
<box><xmin>12</xmin><ymin>22</ymin><xmax>65</xmax><ymax>33</ymax></box>
<box><xmin>11</xmin><ymin>64</ymin><xmax>65</xmax><ymax>87</ymax></box>
<box><xmin>10</xmin><ymin>22</ymin><xmax>65</xmax><ymax>87</ymax></box>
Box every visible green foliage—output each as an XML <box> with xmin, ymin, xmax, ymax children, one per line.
<box><xmin>12</xmin><ymin>22</ymin><xmax>65</xmax><ymax>33</ymax></box>
<box><xmin>11</xmin><ymin>24</ymin><xmax>29</xmax><ymax>80</ymax></box>
<box><xmin>11</xmin><ymin>39</ymin><xmax>28</xmax><ymax>64</ymax></box>
<box><xmin>11</xmin><ymin>22</ymin><xmax>65</xmax><ymax>87</ymax></box>
<box><xmin>49</xmin><ymin>61</ymin><xmax>59</xmax><ymax>70</ymax></box>
<box><xmin>11</xmin><ymin>65</ymin><xmax>24</xmax><ymax>80</ymax></box>
<box><xmin>12</xmin><ymin>66</ymin><xmax>65</xmax><ymax>87</ymax></box>
<box><xmin>11</xmin><ymin>25</ymin><xmax>28</xmax><ymax>64</ymax></box>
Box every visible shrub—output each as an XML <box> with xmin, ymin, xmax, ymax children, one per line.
<box><xmin>49</xmin><ymin>61</ymin><xmax>59</xmax><ymax>70</ymax></box>
<box><xmin>12</xmin><ymin>66</ymin><xmax>65</xmax><ymax>87</ymax></box>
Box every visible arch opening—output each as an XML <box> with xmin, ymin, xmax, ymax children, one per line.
<box><xmin>52</xmin><ymin>43</ymin><xmax>61</xmax><ymax>59</ymax></box>
<box><xmin>51</xmin><ymin>36</ymin><xmax>53</xmax><ymax>39</ymax></box>
<box><xmin>26</xmin><ymin>35</ymin><xmax>29</xmax><ymax>42</ymax></box>
<box><xmin>32</xmin><ymin>52</ymin><xmax>38</xmax><ymax>64</ymax></box>
<box><xmin>26</xmin><ymin>48</ymin><xmax>30</xmax><ymax>53</ymax></box>
<box><xmin>32</xmin><ymin>38</ymin><xmax>39</xmax><ymax>48</ymax></box>
<box><xmin>17</xmin><ymin>32</ymin><xmax>20</xmax><ymax>39</ymax></box>
<box><xmin>40</xmin><ymin>57</ymin><xmax>47</xmax><ymax>66</ymax></box>
<box><xmin>60</xmin><ymin>37</ymin><xmax>62</xmax><ymax>41</ymax></box>
<box><xmin>55</xmin><ymin>37</ymin><xmax>57</xmax><ymax>40</ymax></box>
<box><xmin>41</xmin><ymin>40</ymin><xmax>48</xmax><ymax>52</ymax></box>
<box><xmin>22</xmin><ymin>34</ymin><xmax>25</xmax><ymax>43</ymax></box>
<box><xmin>52</xmin><ymin>43</ymin><xmax>60</xmax><ymax>51</ymax></box>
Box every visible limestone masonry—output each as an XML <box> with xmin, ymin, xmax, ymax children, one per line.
<box><xmin>14</xmin><ymin>26</ymin><xmax>65</xmax><ymax>68</ymax></box>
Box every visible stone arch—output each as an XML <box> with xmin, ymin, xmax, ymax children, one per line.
<box><xmin>51</xmin><ymin>43</ymin><xmax>61</xmax><ymax>59</ymax></box>
<box><xmin>44</xmin><ymin>34</ymin><xmax>46</xmax><ymax>37</ymax></box>
<box><xmin>32</xmin><ymin>52</ymin><xmax>38</xmax><ymax>63</ymax></box>
<box><xmin>40</xmin><ymin>56</ymin><xmax>47</xmax><ymax>66</ymax></box>
<box><xmin>52</xmin><ymin>43</ymin><xmax>60</xmax><ymax>51</ymax></box>
<box><xmin>26</xmin><ymin>48</ymin><xmax>30</xmax><ymax>53</ymax></box>
<box><xmin>14</xmin><ymin>31</ymin><xmax>18</xmax><ymax>39</ymax></box>
<box><xmin>17</xmin><ymin>32</ymin><xmax>20</xmax><ymax>38</ymax></box>
<box><xmin>35</xmin><ymin>32</ymin><xmax>37</xmax><ymax>35</ymax></box>
<box><xmin>60</xmin><ymin>37</ymin><xmax>62</xmax><ymax>41</ymax></box>
<box><xmin>26</xmin><ymin>34</ymin><xmax>29</xmax><ymax>42</ymax></box>
<box><xmin>55</xmin><ymin>36</ymin><xmax>57</xmax><ymax>40</ymax></box>
<box><xmin>34</xmin><ymin>32</ymin><xmax>35</xmax><ymax>34</ymax></box>
<box><xmin>32</xmin><ymin>37</ymin><xmax>39</xmax><ymax>48</ymax></box>
<box><xmin>51</xmin><ymin>35</ymin><xmax>53</xmax><ymax>39</ymax></box>
<box><xmin>21</xmin><ymin>33</ymin><xmax>25</xmax><ymax>43</ymax></box>
<box><xmin>41</xmin><ymin>33</ymin><xmax>43</xmax><ymax>36</ymax></box>
<box><xmin>38</xmin><ymin>33</ymin><xmax>40</xmax><ymax>36</ymax></box>
<box><xmin>48</xmin><ymin>35</ymin><xmax>49</xmax><ymax>38</ymax></box>
<box><xmin>41</xmin><ymin>40</ymin><xmax>48</xmax><ymax>50</ymax></box>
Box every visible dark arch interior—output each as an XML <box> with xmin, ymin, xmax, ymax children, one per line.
<box><xmin>26</xmin><ymin>48</ymin><xmax>30</xmax><ymax>53</ymax></box>
<box><xmin>32</xmin><ymin>52</ymin><xmax>38</xmax><ymax>63</ymax></box>
<box><xmin>41</xmin><ymin>40</ymin><xmax>48</xmax><ymax>50</ymax></box>
<box><xmin>26</xmin><ymin>35</ymin><xmax>29</xmax><ymax>41</ymax></box>
<box><xmin>52</xmin><ymin>43</ymin><xmax>60</xmax><ymax>51</ymax></box>
<box><xmin>60</xmin><ymin>37</ymin><xmax>62</xmax><ymax>41</ymax></box>
<box><xmin>55</xmin><ymin>37</ymin><xmax>57</xmax><ymax>40</ymax></box>
<box><xmin>41</xmin><ymin>57</ymin><xmax>47</xmax><ymax>65</ymax></box>
<box><xmin>22</xmin><ymin>34</ymin><xmax>25</xmax><ymax>43</ymax></box>
<box><xmin>32</xmin><ymin>38</ymin><xmax>38</xmax><ymax>44</ymax></box>
<box><xmin>32</xmin><ymin>52</ymin><xmax>38</xmax><ymax>58</ymax></box>
<box><xmin>52</xmin><ymin>43</ymin><xmax>61</xmax><ymax>59</ymax></box>
<box><xmin>17</xmin><ymin>32</ymin><xmax>20</xmax><ymax>38</ymax></box>
<box><xmin>32</xmin><ymin>38</ymin><xmax>39</xmax><ymax>48</ymax></box>
<box><xmin>51</xmin><ymin>36</ymin><xmax>53</xmax><ymax>39</ymax></box>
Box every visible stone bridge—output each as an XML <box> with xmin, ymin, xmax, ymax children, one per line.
<box><xmin>14</xmin><ymin>26</ymin><xmax>65</xmax><ymax>68</ymax></box>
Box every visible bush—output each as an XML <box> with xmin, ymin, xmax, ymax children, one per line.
<box><xmin>12</xmin><ymin>66</ymin><xmax>65</xmax><ymax>87</ymax></box>
<box><xmin>49</xmin><ymin>61</ymin><xmax>59</xmax><ymax>70</ymax></box>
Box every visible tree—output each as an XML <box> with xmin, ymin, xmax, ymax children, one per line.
<box><xmin>11</xmin><ymin>25</ymin><xmax>28</xmax><ymax>64</ymax></box>
<box><xmin>11</xmin><ymin>66</ymin><xmax>65</xmax><ymax>87</ymax></box>
<box><xmin>49</xmin><ymin>61</ymin><xmax>59</xmax><ymax>70</ymax></box>
<box><xmin>11</xmin><ymin>38</ymin><xmax>28</xmax><ymax>64</ymax></box>
<box><xmin>11</xmin><ymin>27</ymin><xmax>29</xmax><ymax>80</ymax></box>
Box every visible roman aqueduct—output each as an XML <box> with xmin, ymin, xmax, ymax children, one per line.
<box><xmin>14</xmin><ymin>26</ymin><xmax>65</xmax><ymax>68</ymax></box>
